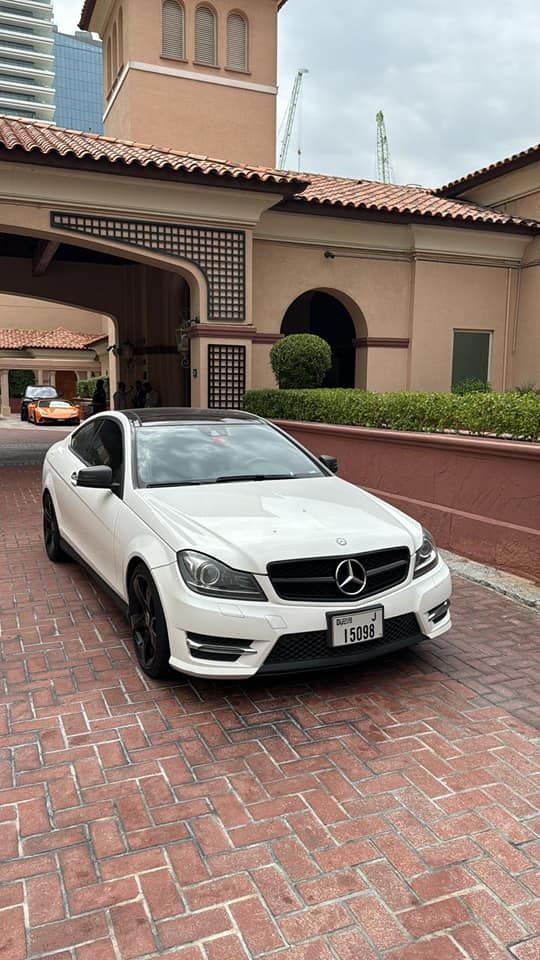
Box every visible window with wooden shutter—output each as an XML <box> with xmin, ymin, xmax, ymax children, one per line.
<box><xmin>118</xmin><ymin>7</ymin><xmax>124</xmax><ymax>68</ymax></box>
<box><xmin>112</xmin><ymin>22</ymin><xmax>118</xmax><ymax>79</ymax></box>
<box><xmin>227</xmin><ymin>13</ymin><xmax>247</xmax><ymax>71</ymax></box>
<box><xmin>195</xmin><ymin>5</ymin><xmax>217</xmax><ymax>66</ymax></box>
<box><xmin>106</xmin><ymin>37</ymin><xmax>112</xmax><ymax>93</ymax></box>
<box><xmin>162</xmin><ymin>0</ymin><xmax>185</xmax><ymax>60</ymax></box>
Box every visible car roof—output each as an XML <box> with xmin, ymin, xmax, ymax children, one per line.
<box><xmin>121</xmin><ymin>408</ymin><xmax>261</xmax><ymax>425</ymax></box>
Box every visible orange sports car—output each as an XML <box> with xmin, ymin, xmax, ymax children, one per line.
<box><xmin>28</xmin><ymin>398</ymin><xmax>81</xmax><ymax>426</ymax></box>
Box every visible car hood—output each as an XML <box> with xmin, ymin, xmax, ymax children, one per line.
<box><xmin>131</xmin><ymin>478</ymin><xmax>422</xmax><ymax>573</ymax></box>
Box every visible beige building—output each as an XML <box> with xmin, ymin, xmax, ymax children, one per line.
<box><xmin>0</xmin><ymin>0</ymin><xmax>538</xmax><ymax>411</ymax></box>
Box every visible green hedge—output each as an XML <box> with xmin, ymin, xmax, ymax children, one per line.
<box><xmin>76</xmin><ymin>377</ymin><xmax>109</xmax><ymax>400</ymax></box>
<box><xmin>243</xmin><ymin>389</ymin><xmax>540</xmax><ymax>441</ymax></box>
<box><xmin>9</xmin><ymin>369</ymin><xmax>35</xmax><ymax>398</ymax></box>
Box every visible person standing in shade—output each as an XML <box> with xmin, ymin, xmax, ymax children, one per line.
<box><xmin>92</xmin><ymin>378</ymin><xmax>107</xmax><ymax>415</ymax></box>
<box><xmin>113</xmin><ymin>381</ymin><xmax>129</xmax><ymax>410</ymax></box>
<box><xmin>132</xmin><ymin>379</ymin><xmax>146</xmax><ymax>408</ymax></box>
<box><xmin>144</xmin><ymin>382</ymin><xmax>161</xmax><ymax>407</ymax></box>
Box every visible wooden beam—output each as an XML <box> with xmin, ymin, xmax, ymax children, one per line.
<box><xmin>33</xmin><ymin>240</ymin><xmax>60</xmax><ymax>277</ymax></box>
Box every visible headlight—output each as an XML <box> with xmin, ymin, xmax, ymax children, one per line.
<box><xmin>413</xmin><ymin>529</ymin><xmax>439</xmax><ymax>578</ymax></box>
<box><xmin>177</xmin><ymin>551</ymin><xmax>267</xmax><ymax>601</ymax></box>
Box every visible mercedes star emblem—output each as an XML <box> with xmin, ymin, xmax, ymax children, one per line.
<box><xmin>336</xmin><ymin>537</ymin><xmax>347</xmax><ymax>546</ymax></box>
<box><xmin>335</xmin><ymin>558</ymin><xmax>367</xmax><ymax>596</ymax></box>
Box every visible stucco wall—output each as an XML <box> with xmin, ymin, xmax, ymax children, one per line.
<box><xmin>0</xmin><ymin>295</ymin><xmax>106</xmax><ymax>337</ymax></box>
<box><xmin>104</xmin><ymin>0</ymin><xmax>278</xmax><ymax>167</ymax></box>
<box><xmin>512</xmin><ymin>241</ymin><xmax>540</xmax><ymax>388</ymax></box>
<box><xmin>408</xmin><ymin>259</ymin><xmax>511</xmax><ymax>391</ymax></box>
<box><xmin>106</xmin><ymin>69</ymin><xmax>276</xmax><ymax>168</ymax></box>
<box><xmin>252</xmin><ymin>220</ymin><xmax>529</xmax><ymax>393</ymax></box>
<box><xmin>457</xmin><ymin>161</ymin><xmax>540</xmax><ymax>221</ymax></box>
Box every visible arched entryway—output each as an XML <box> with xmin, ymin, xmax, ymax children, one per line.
<box><xmin>0</xmin><ymin>230</ymin><xmax>200</xmax><ymax>408</ymax></box>
<box><xmin>281</xmin><ymin>290</ymin><xmax>367</xmax><ymax>388</ymax></box>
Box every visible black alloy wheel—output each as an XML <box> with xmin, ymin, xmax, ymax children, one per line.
<box><xmin>128</xmin><ymin>564</ymin><xmax>171</xmax><ymax>679</ymax></box>
<box><xmin>43</xmin><ymin>492</ymin><xmax>68</xmax><ymax>562</ymax></box>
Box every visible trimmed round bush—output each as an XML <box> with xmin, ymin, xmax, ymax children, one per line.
<box><xmin>270</xmin><ymin>334</ymin><xmax>332</xmax><ymax>389</ymax></box>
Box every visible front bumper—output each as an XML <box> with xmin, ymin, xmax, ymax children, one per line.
<box><xmin>153</xmin><ymin>558</ymin><xmax>452</xmax><ymax>679</ymax></box>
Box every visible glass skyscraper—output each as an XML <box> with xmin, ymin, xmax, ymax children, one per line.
<box><xmin>54</xmin><ymin>29</ymin><xmax>103</xmax><ymax>133</ymax></box>
<box><xmin>0</xmin><ymin>0</ymin><xmax>56</xmax><ymax>121</ymax></box>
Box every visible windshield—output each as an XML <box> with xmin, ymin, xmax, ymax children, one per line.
<box><xmin>135</xmin><ymin>421</ymin><xmax>325</xmax><ymax>488</ymax></box>
<box><xmin>26</xmin><ymin>387</ymin><xmax>58</xmax><ymax>400</ymax></box>
<box><xmin>44</xmin><ymin>400</ymin><xmax>72</xmax><ymax>409</ymax></box>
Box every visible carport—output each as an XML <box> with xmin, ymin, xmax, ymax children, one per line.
<box><xmin>0</xmin><ymin>330</ymin><xmax>100</xmax><ymax>417</ymax></box>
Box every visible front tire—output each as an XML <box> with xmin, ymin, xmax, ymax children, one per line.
<box><xmin>128</xmin><ymin>564</ymin><xmax>171</xmax><ymax>678</ymax></box>
<box><xmin>43</xmin><ymin>492</ymin><xmax>68</xmax><ymax>562</ymax></box>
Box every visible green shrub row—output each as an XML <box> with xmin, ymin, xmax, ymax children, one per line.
<box><xmin>9</xmin><ymin>369</ymin><xmax>35</xmax><ymax>398</ymax></box>
<box><xmin>243</xmin><ymin>389</ymin><xmax>540</xmax><ymax>441</ymax></box>
<box><xmin>76</xmin><ymin>377</ymin><xmax>109</xmax><ymax>400</ymax></box>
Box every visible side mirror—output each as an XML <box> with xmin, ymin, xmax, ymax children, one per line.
<box><xmin>76</xmin><ymin>466</ymin><xmax>114</xmax><ymax>489</ymax></box>
<box><xmin>319</xmin><ymin>455</ymin><xmax>338</xmax><ymax>474</ymax></box>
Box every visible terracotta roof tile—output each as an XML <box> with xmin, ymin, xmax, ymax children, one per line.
<box><xmin>0</xmin><ymin>328</ymin><xmax>99</xmax><ymax>351</ymax></box>
<box><xmin>0</xmin><ymin>116</ymin><xmax>537</xmax><ymax>233</ymax></box>
<box><xmin>0</xmin><ymin>115</ymin><xmax>306</xmax><ymax>189</ymax></box>
<box><xmin>437</xmin><ymin>143</ymin><xmax>540</xmax><ymax>196</ymax></box>
<box><xmin>288</xmin><ymin>173</ymin><xmax>539</xmax><ymax>230</ymax></box>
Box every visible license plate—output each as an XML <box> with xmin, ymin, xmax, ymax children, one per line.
<box><xmin>329</xmin><ymin>606</ymin><xmax>384</xmax><ymax>648</ymax></box>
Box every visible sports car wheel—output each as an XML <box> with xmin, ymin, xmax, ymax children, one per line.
<box><xmin>43</xmin><ymin>492</ymin><xmax>68</xmax><ymax>562</ymax></box>
<box><xmin>128</xmin><ymin>564</ymin><xmax>171</xmax><ymax>679</ymax></box>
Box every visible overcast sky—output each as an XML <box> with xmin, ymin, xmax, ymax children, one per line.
<box><xmin>53</xmin><ymin>0</ymin><xmax>539</xmax><ymax>188</ymax></box>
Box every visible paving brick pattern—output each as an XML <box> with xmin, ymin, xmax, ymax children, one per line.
<box><xmin>0</xmin><ymin>466</ymin><xmax>539</xmax><ymax>960</ymax></box>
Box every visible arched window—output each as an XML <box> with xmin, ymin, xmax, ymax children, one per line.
<box><xmin>106</xmin><ymin>36</ymin><xmax>112</xmax><ymax>92</ymax></box>
<box><xmin>162</xmin><ymin>0</ymin><xmax>185</xmax><ymax>60</ymax></box>
<box><xmin>195</xmin><ymin>5</ymin><xmax>217</xmax><ymax>66</ymax></box>
<box><xmin>227</xmin><ymin>13</ymin><xmax>247</xmax><ymax>71</ymax></box>
<box><xmin>112</xmin><ymin>22</ymin><xmax>118</xmax><ymax>79</ymax></box>
<box><xmin>118</xmin><ymin>7</ymin><xmax>124</xmax><ymax>69</ymax></box>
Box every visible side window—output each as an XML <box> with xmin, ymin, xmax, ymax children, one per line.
<box><xmin>71</xmin><ymin>422</ymin><xmax>102</xmax><ymax>465</ymax></box>
<box><xmin>451</xmin><ymin>330</ymin><xmax>492</xmax><ymax>389</ymax></box>
<box><xmin>71</xmin><ymin>419</ymin><xmax>125</xmax><ymax>492</ymax></box>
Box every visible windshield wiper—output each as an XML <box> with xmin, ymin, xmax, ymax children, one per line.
<box><xmin>146</xmin><ymin>480</ymin><xmax>205</xmax><ymax>488</ymax></box>
<box><xmin>215</xmin><ymin>474</ymin><xmax>293</xmax><ymax>483</ymax></box>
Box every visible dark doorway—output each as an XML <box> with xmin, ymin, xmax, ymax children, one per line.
<box><xmin>281</xmin><ymin>291</ymin><xmax>356</xmax><ymax>387</ymax></box>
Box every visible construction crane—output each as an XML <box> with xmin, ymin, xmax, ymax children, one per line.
<box><xmin>278</xmin><ymin>68</ymin><xmax>308</xmax><ymax>170</ymax></box>
<box><xmin>376</xmin><ymin>110</ymin><xmax>393</xmax><ymax>183</ymax></box>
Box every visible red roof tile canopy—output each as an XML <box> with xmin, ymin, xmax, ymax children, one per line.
<box><xmin>80</xmin><ymin>0</ymin><xmax>288</xmax><ymax>31</ymax></box>
<box><xmin>0</xmin><ymin>116</ymin><xmax>306</xmax><ymax>191</ymax></box>
<box><xmin>0</xmin><ymin>328</ymin><xmax>100</xmax><ymax>351</ymax></box>
<box><xmin>0</xmin><ymin>116</ymin><xmax>537</xmax><ymax>233</ymax></box>
<box><xmin>285</xmin><ymin>173</ymin><xmax>539</xmax><ymax>231</ymax></box>
<box><xmin>438</xmin><ymin>143</ymin><xmax>540</xmax><ymax>197</ymax></box>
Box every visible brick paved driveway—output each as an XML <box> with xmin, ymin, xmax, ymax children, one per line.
<box><xmin>0</xmin><ymin>464</ymin><xmax>539</xmax><ymax>960</ymax></box>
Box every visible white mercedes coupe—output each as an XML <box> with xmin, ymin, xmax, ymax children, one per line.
<box><xmin>42</xmin><ymin>409</ymin><xmax>452</xmax><ymax>679</ymax></box>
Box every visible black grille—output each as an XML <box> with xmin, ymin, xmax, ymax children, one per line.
<box><xmin>267</xmin><ymin>547</ymin><xmax>411</xmax><ymax>602</ymax></box>
<box><xmin>261</xmin><ymin>614</ymin><xmax>421</xmax><ymax>672</ymax></box>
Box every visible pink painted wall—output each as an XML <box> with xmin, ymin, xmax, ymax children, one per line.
<box><xmin>276</xmin><ymin>420</ymin><xmax>540</xmax><ymax>583</ymax></box>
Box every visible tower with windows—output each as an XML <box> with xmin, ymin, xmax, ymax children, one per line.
<box><xmin>80</xmin><ymin>0</ymin><xmax>286</xmax><ymax>168</ymax></box>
